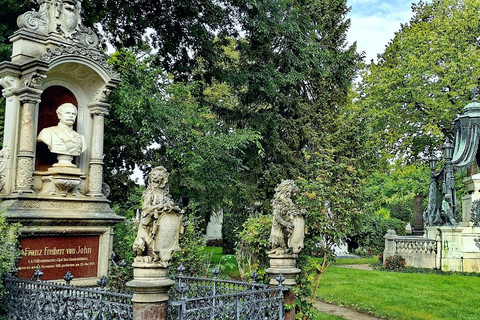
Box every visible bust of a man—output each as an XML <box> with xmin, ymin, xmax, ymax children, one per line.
<box><xmin>37</xmin><ymin>103</ymin><xmax>87</xmax><ymax>157</ymax></box>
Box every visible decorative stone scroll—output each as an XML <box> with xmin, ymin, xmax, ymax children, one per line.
<box><xmin>17</xmin><ymin>0</ymin><xmax>99</xmax><ymax>48</ymax></box>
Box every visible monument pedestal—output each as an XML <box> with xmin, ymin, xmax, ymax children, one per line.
<box><xmin>462</xmin><ymin>174</ymin><xmax>480</xmax><ymax>222</ymax></box>
<box><xmin>266</xmin><ymin>253</ymin><xmax>300</xmax><ymax>320</ymax></box>
<box><xmin>266</xmin><ymin>253</ymin><xmax>301</xmax><ymax>286</ymax></box>
<box><xmin>127</xmin><ymin>262</ymin><xmax>175</xmax><ymax>320</ymax></box>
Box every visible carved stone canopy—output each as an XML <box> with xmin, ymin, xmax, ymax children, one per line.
<box><xmin>17</xmin><ymin>0</ymin><xmax>99</xmax><ymax>48</ymax></box>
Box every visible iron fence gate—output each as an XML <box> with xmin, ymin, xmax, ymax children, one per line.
<box><xmin>168</xmin><ymin>267</ymin><xmax>285</xmax><ymax>320</ymax></box>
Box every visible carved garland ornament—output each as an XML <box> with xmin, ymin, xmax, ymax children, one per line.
<box><xmin>39</xmin><ymin>45</ymin><xmax>120</xmax><ymax>79</ymax></box>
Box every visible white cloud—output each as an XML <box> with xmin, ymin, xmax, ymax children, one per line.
<box><xmin>347</xmin><ymin>0</ymin><xmax>418</xmax><ymax>62</ymax></box>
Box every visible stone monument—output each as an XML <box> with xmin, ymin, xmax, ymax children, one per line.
<box><xmin>385</xmin><ymin>88</ymin><xmax>480</xmax><ymax>272</ymax></box>
<box><xmin>265</xmin><ymin>180</ymin><xmax>306</xmax><ymax>320</ymax></box>
<box><xmin>205</xmin><ymin>208</ymin><xmax>223</xmax><ymax>242</ymax></box>
<box><xmin>0</xmin><ymin>0</ymin><xmax>122</xmax><ymax>284</ymax></box>
<box><xmin>127</xmin><ymin>166</ymin><xmax>183</xmax><ymax>320</ymax></box>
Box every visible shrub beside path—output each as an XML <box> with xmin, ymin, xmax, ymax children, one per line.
<box><xmin>314</xmin><ymin>264</ymin><xmax>385</xmax><ymax>319</ymax></box>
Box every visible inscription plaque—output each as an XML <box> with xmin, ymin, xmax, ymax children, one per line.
<box><xmin>18</xmin><ymin>235</ymin><xmax>99</xmax><ymax>280</ymax></box>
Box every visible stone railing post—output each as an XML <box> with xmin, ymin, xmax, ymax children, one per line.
<box><xmin>383</xmin><ymin>229</ymin><xmax>398</xmax><ymax>262</ymax></box>
<box><xmin>15</xmin><ymin>86</ymin><xmax>42</xmax><ymax>193</ymax></box>
<box><xmin>87</xmin><ymin>103</ymin><xmax>108</xmax><ymax>197</ymax></box>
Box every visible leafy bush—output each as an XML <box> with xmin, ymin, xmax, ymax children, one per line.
<box><xmin>171</xmin><ymin>213</ymin><xmax>209</xmax><ymax>276</ymax></box>
<box><xmin>222</xmin><ymin>210</ymin><xmax>248</xmax><ymax>254</ymax></box>
<box><xmin>235</xmin><ymin>214</ymin><xmax>271</xmax><ymax>280</ymax></box>
<box><xmin>348</xmin><ymin>213</ymin><xmax>406</xmax><ymax>255</ymax></box>
<box><xmin>0</xmin><ymin>211</ymin><xmax>20</xmax><ymax>317</ymax></box>
<box><xmin>383</xmin><ymin>255</ymin><xmax>406</xmax><ymax>271</ymax></box>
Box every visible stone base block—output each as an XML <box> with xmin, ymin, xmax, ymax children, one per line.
<box><xmin>266</xmin><ymin>253</ymin><xmax>300</xmax><ymax>286</ymax></box>
<box><xmin>127</xmin><ymin>263</ymin><xmax>175</xmax><ymax>304</ymax></box>
<box><xmin>132</xmin><ymin>303</ymin><xmax>168</xmax><ymax>320</ymax></box>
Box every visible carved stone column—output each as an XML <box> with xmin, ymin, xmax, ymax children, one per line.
<box><xmin>87</xmin><ymin>103</ymin><xmax>108</xmax><ymax>197</ymax></box>
<box><xmin>15</xmin><ymin>87</ymin><xmax>42</xmax><ymax>193</ymax></box>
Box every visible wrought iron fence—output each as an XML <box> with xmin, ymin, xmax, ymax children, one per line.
<box><xmin>168</xmin><ymin>266</ymin><xmax>285</xmax><ymax>320</ymax></box>
<box><xmin>3</xmin><ymin>269</ymin><xmax>133</xmax><ymax>320</ymax></box>
<box><xmin>4</xmin><ymin>266</ymin><xmax>285</xmax><ymax>320</ymax></box>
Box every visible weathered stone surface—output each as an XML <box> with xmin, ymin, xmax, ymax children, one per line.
<box><xmin>133</xmin><ymin>167</ymin><xmax>183</xmax><ymax>267</ymax></box>
<box><xmin>269</xmin><ymin>180</ymin><xmax>306</xmax><ymax>255</ymax></box>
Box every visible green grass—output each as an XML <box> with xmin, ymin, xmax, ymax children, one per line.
<box><xmin>333</xmin><ymin>257</ymin><xmax>378</xmax><ymax>265</ymax></box>
<box><xmin>316</xmin><ymin>266</ymin><xmax>480</xmax><ymax>320</ymax></box>
<box><xmin>201</xmin><ymin>246</ymin><xmax>240</xmax><ymax>277</ymax></box>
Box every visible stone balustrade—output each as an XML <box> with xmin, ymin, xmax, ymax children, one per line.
<box><xmin>384</xmin><ymin>230</ymin><xmax>439</xmax><ymax>269</ymax></box>
<box><xmin>395</xmin><ymin>238</ymin><xmax>437</xmax><ymax>255</ymax></box>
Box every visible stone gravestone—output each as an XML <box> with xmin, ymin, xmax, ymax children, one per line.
<box><xmin>205</xmin><ymin>208</ymin><xmax>223</xmax><ymax>242</ymax></box>
<box><xmin>0</xmin><ymin>0</ymin><xmax>122</xmax><ymax>285</ymax></box>
<box><xmin>412</xmin><ymin>194</ymin><xmax>424</xmax><ymax>235</ymax></box>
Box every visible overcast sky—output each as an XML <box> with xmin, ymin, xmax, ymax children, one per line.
<box><xmin>347</xmin><ymin>0</ymin><xmax>427</xmax><ymax>62</ymax></box>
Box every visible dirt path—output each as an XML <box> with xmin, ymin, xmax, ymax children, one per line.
<box><xmin>314</xmin><ymin>300</ymin><xmax>384</xmax><ymax>320</ymax></box>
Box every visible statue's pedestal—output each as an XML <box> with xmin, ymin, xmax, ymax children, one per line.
<box><xmin>33</xmin><ymin>167</ymin><xmax>86</xmax><ymax>197</ymax></box>
<box><xmin>265</xmin><ymin>253</ymin><xmax>300</xmax><ymax>286</ymax></box>
<box><xmin>462</xmin><ymin>174</ymin><xmax>480</xmax><ymax>223</ymax></box>
<box><xmin>266</xmin><ymin>253</ymin><xmax>300</xmax><ymax>320</ymax></box>
<box><xmin>127</xmin><ymin>262</ymin><xmax>175</xmax><ymax>320</ymax></box>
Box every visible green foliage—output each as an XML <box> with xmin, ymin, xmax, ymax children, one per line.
<box><xmin>0</xmin><ymin>0</ymin><xmax>31</xmax><ymax>61</ymax></box>
<box><xmin>105</xmin><ymin>49</ymin><xmax>260</xmax><ymax>217</ymax></box>
<box><xmin>383</xmin><ymin>255</ymin><xmax>406</xmax><ymax>271</ymax></box>
<box><xmin>348</xmin><ymin>214</ymin><xmax>406</xmax><ymax>255</ymax></box>
<box><xmin>221</xmin><ymin>209</ymin><xmax>248</xmax><ymax>255</ymax></box>
<box><xmin>358</xmin><ymin>0</ymin><xmax>480</xmax><ymax>163</ymax></box>
<box><xmin>171</xmin><ymin>214</ymin><xmax>208</xmax><ymax>276</ymax></box>
<box><xmin>0</xmin><ymin>211</ymin><xmax>20</xmax><ymax>316</ymax></box>
<box><xmin>235</xmin><ymin>215</ymin><xmax>271</xmax><ymax>280</ymax></box>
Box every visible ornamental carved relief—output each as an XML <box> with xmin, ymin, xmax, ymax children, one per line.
<box><xmin>39</xmin><ymin>45</ymin><xmax>120</xmax><ymax>79</ymax></box>
<box><xmin>0</xmin><ymin>147</ymin><xmax>10</xmax><ymax>192</ymax></box>
<box><xmin>17</xmin><ymin>0</ymin><xmax>99</xmax><ymax>48</ymax></box>
<box><xmin>22</xmin><ymin>73</ymin><xmax>47</xmax><ymax>89</ymax></box>
<box><xmin>16</xmin><ymin>157</ymin><xmax>34</xmax><ymax>189</ymax></box>
<box><xmin>88</xmin><ymin>165</ymin><xmax>103</xmax><ymax>193</ymax></box>
<box><xmin>0</xmin><ymin>76</ymin><xmax>18</xmax><ymax>95</ymax></box>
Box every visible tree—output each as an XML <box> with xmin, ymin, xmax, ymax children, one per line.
<box><xmin>0</xmin><ymin>0</ymin><xmax>31</xmax><ymax>62</ymax></box>
<box><xmin>357</xmin><ymin>0</ymin><xmax>480</xmax><ymax>164</ymax></box>
<box><xmin>105</xmin><ymin>49</ymin><xmax>260</xmax><ymax>216</ymax></box>
<box><xmin>211</xmin><ymin>0</ymin><xmax>362</xmax><ymax>198</ymax></box>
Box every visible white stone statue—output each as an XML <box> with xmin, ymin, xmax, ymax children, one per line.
<box><xmin>269</xmin><ymin>180</ymin><xmax>306</xmax><ymax>255</ymax></box>
<box><xmin>133</xmin><ymin>166</ymin><xmax>183</xmax><ymax>266</ymax></box>
<box><xmin>37</xmin><ymin>103</ymin><xmax>86</xmax><ymax>167</ymax></box>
